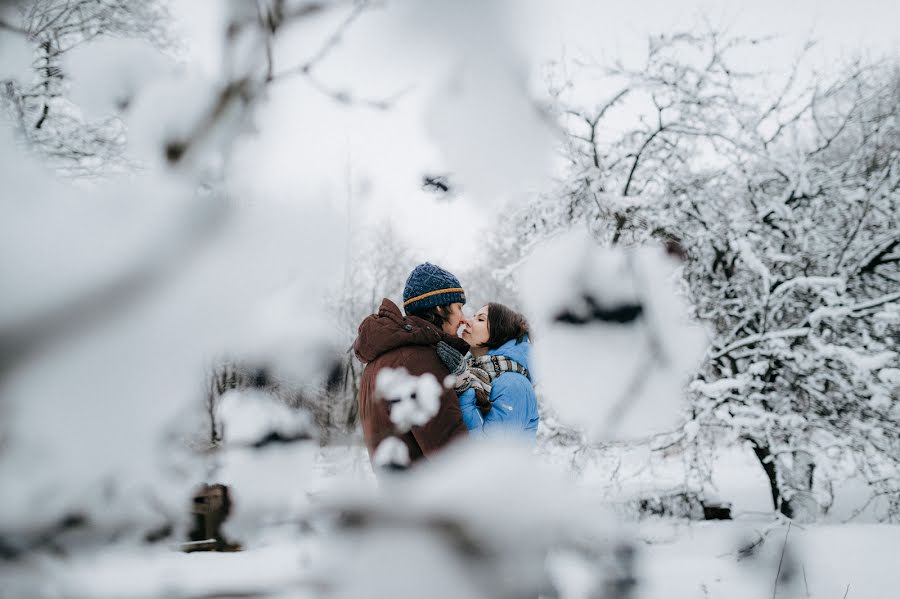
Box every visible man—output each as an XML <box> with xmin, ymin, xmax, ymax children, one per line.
<box><xmin>353</xmin><ymin>262</ymin><xmax>470</xmax><ymax>465</ymax></box>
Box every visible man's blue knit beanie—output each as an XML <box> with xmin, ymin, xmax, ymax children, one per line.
<box><xmin>403</xmin><ymin>262</ymin><xmax>466</xmax><ymax>314</ymax></box>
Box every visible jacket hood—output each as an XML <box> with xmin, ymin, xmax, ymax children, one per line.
<box><xmin>488</xmin><ymin>336</ymin><xmax>532</xmax><ymax>379</ymax></box>
<box><xmin>353</xmin><ymin>298</ymin><xmax>469</xmax><ymax>364</ymax></box>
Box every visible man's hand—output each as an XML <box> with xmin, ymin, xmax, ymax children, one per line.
<box><xmin>436</xmin><ymin>340</ymin><xmax>466</xmax><ymax>376</ymax></box>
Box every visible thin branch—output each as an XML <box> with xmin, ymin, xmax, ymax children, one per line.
<box><xmin>833</xmin><ymin>196</ymin><xmax>872</xmax><ymax>273</ymax></box>
<box><xmin>809</xmin><ymin>100</ymin><xmax>854</xmax><ymax>156</ymax></box>
<box><xmin>566</xmin><ymin>88</ymin><xmax>629</xmax><ymax>127</ymax></box>
<box><xmin>30</xmin><ymin>0</ymin><xmax>73</xmax><ymax>38</ymax></box>
<box><xmin>266</xmin><ymin>1</ymin><xmax>399</xmax><ymax>109</ymax></box>
<box><xmin>0</xmin><ymin>18</ymin><xmax>29</xmax><ymax>35</ymax></box>
<box><xmin>623</xmin><ymin>125</ymin><xmax>667</xmax><ymax>196</ymax></box>
<box><xmin>757</xmin><ymin>47</ymin><xmax>808</xmax><ymax>127</ymax></box>
<box><xmin>302</xmin><ymin>70</ymin><xmax>411</xmax><ymax>110</ymax></box>
<box><xmin>850</xmin><ymin>232</ymin><xmax>900</xmax><ymax>277</ymax></box>
<box><xmin>843</xmin><ymin>289</ymin><xmax>900</xmax><ymax>313</ymax></box>
<box><xmin>710</xmin><ymin>328</ymin><xmax>810</xmax><ymax>360</ymax></box>
<box><xmin>271</xmin><ymin>0</ymin><xmax>372</xmax><ymax>81</ymax></box>
<box><xmin>762</xmin><ymin>99</ymin><xmax>816</xmax><ymax>146</ymax></box>
<box><xmin>258</xmin><ymin>0</ymin><xmax>275</xmax><ymax>82</ymax></box>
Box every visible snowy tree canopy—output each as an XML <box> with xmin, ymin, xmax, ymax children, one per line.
<box><xmin>520</xmin><ymin>30</ymin><xmax>900</xmax><ymax>521</ymax></box>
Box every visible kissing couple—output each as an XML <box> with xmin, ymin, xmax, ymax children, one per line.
<box><xmin>354</xmin><ymin>262</ymin><xmax>539</xmax><ymax>467</ymax></box>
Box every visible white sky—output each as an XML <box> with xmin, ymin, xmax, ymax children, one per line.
<box><xmin>174</xmin><ymin>0</ymin><xmax>899</xmax><ymax>275</ymax></box>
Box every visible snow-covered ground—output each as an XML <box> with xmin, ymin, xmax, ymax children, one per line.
<box><xmin>637</xmin><ymin>519</ymin><xmax>900</xmax><ymax>599</ymax></box>
<box><xmin>8</xmin><ymin>444</ymin><xmax>897</xmax><ymax>599</ymax></box>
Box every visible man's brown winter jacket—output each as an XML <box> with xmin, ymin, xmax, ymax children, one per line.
<box><xmin>353</xmin><ymin>298</ymin><xmax>470</xmax><ymax>464</ymax></box>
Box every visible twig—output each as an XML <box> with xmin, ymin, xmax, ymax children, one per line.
<box><xmin>267</xmin><ymin>1</ymin><xmax>402</xmax><ymax>109</ymax></box>
<box><xmin>257</xmin><ymin>0</ymin><xmax>275</xmax><ymax>82</ymax></box>
<box><xmin>300</xmin><ymin>70</ymin><xmax>410</xmax><ymax>110</ymax></box>
<box><xmin>601</xmin><ymin>253</ymin><xmax>671</xmax><ymax>437</ymax></box>
<box><xmin>842</xmin><ymin>583</ymin><xmax>850</xmax><ymax>599</ymax></box>
<box><xmin>0</xmin><ymin>18</ymin><xmax>29</xmax><ymax>35</ymax></box>
<box><xmin>272</xmin><ymin>0</ymin><xmax>372</xmax><ymax>81</ymax></box>
<box><xmin>622</xmin><ymin>124</ymin><xmax>667</xmax><ymax>197</ymax></box>
<box><xmin>710</xmin><ymin>328</ymin><xmax>810</xmax><ymax>360</ymax></box>
<box><xmin>603</xmin><ymin>352</ymin><xmax>655</xmax><ymax>438</ymax></box>
<box><xmin>772</xmin><ymin>521</ymin><xmax>792</xmax><ymax>599</ymax></box>
<box><xmin>732</xmin><ymin>533</ymin><xmax>765</xmax><ymax>560</ymax></box>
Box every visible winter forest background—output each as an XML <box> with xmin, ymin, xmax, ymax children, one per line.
<box><xmin>1</xmin><ymin>0</ymin><xmax>898</xmax><ymax>597</ymax></box>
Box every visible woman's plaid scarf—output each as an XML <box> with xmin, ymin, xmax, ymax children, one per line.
<box><xmin>435</xmin><ymin>341</ymin><xmax>529</xmax><ymax>417</ymax></box>
<box><xmin>453</xmin><ymin>354</ymin><xmax>530</xmax><ymax>396</ymax></box>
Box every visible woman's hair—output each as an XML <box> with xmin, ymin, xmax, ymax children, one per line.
<box><xmin>484</xmin><ymin>303</ymin><xmax>530</xmax><ymax>350</ymax></box>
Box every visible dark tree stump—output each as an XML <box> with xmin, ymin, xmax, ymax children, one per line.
<box><xmin>184</xmin><ymin>483</ymin><xmax>241</xmax><ymax>552</ymax></box>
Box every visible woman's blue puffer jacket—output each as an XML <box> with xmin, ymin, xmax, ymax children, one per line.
<box><xmin>458</xmin><ymin>337</ymin><xmax>539</xmax><ymax>440</ymax></box>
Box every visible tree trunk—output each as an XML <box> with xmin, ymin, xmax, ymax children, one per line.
<box><xmin>779</xmin><ymin>449</ymin><xmax>819</xmax><ymax>522</ymax></box>
<box><xmin>747</xmin><ymin>439</ymin><xmax>788</xmax><ymax>516</ymax></box>
<box><xmin>748</xmin><ymin>439</ymin><xmax>819</xmax><ymax>520</ymax></box>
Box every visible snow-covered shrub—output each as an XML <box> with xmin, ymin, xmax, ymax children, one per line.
<box><xmin>210</xmin><ymin>389</ymin><xmax>319</xmax><ymax>543</ymax></box>
<box><xmin>0</xmin><ymin>0</ymin><xmax>344</xmax><ymax>570</ymax></box>
<box><xmin>307</xmin><ymin>440</ymin><xmax>636</xmax><ymax>599</ymax></box>
<box><xmin>518</xmin><ymin>30</ymin><xmax>900</xmax><ymax>520</ymax></box>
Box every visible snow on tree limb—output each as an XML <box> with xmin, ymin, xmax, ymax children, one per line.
<box><xmin>375</xmin><ymin>367</ymin><xmax>442</xmax><ymax>433</ymax></box>
<box><xmin>520</xmin><ymin>230</ymin><xmax>707</xmax><ymax>441</ymax></box>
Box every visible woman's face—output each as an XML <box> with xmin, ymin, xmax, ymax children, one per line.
<box><xmin>461</xmin><ymin>305</ymin><xmax>490</xmax><ymax>347</ymax></box>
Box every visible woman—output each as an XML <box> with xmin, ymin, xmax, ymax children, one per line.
<box><xmin>444</xmin><ymin>303</ymin><xmax>539</xmax><ymax>439</ymax></box>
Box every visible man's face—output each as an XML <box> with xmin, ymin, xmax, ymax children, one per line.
<box><xmin>441</xmin><ymin>302</ymin><xmax>465</xmax><ymax>336</ymax></box>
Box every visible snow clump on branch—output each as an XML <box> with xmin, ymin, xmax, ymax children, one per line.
<box><xmin>375</xmin><ymin>367</ymin><xmax>442</xmax><ymax>432</ymax></box>
<box><xmin>520</xmin><ymin>229</ymin><xmax>707</xmax><ymax>441</ymax></box>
